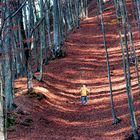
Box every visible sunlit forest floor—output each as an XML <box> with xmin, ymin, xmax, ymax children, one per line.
<box><xmin>8</xmin><ymin>1</ymin><xmax>140</xmax><ymax>140</ymax></box>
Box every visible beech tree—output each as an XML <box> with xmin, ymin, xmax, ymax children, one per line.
<box><xmin>113</xmin><ymin>0</ymin><xmax>140</xmax><ymax>139</ymax></box>
<box><xmin>98</xmin><ymin>0</ymin><xmax>121</xmax><ymax>124</ymax></box>
<box><xmin>0</xmin><ymin>0</ymin><xmax>88</xmax><ymax>106</ymax></box>
<box><xmin>0</xmin><ymin>1</ymin><xmax>89</xmax><ymax>139</ymax></box>
<box><xmin>1</xmin><ymin>0</ymin><xmax>140</xmax><ymax>139</ymax></box>
<box><xmin>119</xmin><ymin>0</ymin><xmax>139</xmax><ymax>139</ymax></box>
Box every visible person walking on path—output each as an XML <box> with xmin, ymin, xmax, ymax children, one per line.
<box><xmin>80</xmin><ymin>85</ymin><xmax>90</xmax><ymax>105</ymax></box>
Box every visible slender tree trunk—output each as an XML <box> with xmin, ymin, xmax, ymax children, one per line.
<box><xmin>69</xmin><ymin>0</ymin><xmax>76</xmax><ymax>26</ymax></box>
<box><xmin>32</xmin><ymin>0</ymin><xmax>40</xmax><ymax>67</ymax></box>
<box><xmin>136</xmin><ymin>0</ymin><xmax>140</xmax><ymax>33</ymax></box>
<box><xmin>119</xmin><ymin>0</ymin><xmax>139</xmax><ymax>139</ymax></box>
<box><xmin>18</xmin><ymin>19</ymin><xmax>26</xmax><ymax>76</ymax></box>
<box><xmin>80</xmin><ymin>0</ymin><xmax>85</xmax><ymax>18</ymax></box>
<box><xmin>53</xmin><ymin>0</ymin><xmax>60</xmax><ymax>55</ymax></box>
<box><xmin>27</xmin><ymin>0</ymin><xmax>33</xmax><ymax>90</ymax></box>
<box><xmin>58</xmin><ymin>0</ymin><xmax>64</xmax><ymax>46</ymax></box>
<box><xmin>0</xmin><ymin>63</ymin><xmax>5</xmax><ymax>140</ymax></box>
<box><xmin>99</xmin><ymin>0</ymin><xmax>121</xmax><ymax>124</ymax></box>
<box><xmin>67</xmin><ymin>0</ymin><xmax>73</xmax><ymax>28</ymax></box>
<box><xmin>76</xmin><ymin>0</ymin><xmax>81</xmax><ymax>28</ymax></box>
<box><xmin>65</xmin><ymin>1</ymin><xmax>72</xmax><ymax>31</ymax></box>
<box><xmin>83</xmin><ymin>0</ymin><xmax>88</xmax><ymax>18</ymax></box>
<box><xmin>45</xmin><ymin>2</ymin><xmax>53</xmax><ymax>54</ymax></box>
<box><xmin>3</xmin><ymin>0</ymin><xmax>13</xmax><ymax>111</ymax></box>
<box><xmin>20</xmin><ymin>8</ymin><xmax>28</xmax><ymax>73</ymax></box>
<box><xmin>37</xmin><ymin>0</ymin><xmax>46</xmax><ymax>81</ymax></box>
<box><xmin>113</xmin><ymin>0</ymin><xmax>128</xmax><ymax>96</ymax></box>
<box><xmin>122</xmin><ymin>0</ymin><xmax>140</xmax><ymax>89</ymax></box>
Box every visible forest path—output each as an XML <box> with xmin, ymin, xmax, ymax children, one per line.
<box><xmin>8</xmin><ymin>1</ymin><xmax>140</xmax><ymax>140</ymax></box>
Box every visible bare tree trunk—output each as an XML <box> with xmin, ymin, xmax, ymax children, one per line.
<box><xmin>3</xmin><ymin>0</ymin><xmax>13</xmax><ymax>111</ymax></box>
<box><xmin>119</xmin><ymin>0</ymin><xmax>139</xmax><ymax>139</ymax></box>
<box><xmin>45</xmin><ymin>1</ymin><xmax>53</xmax><ymax>54</ymax></box>
<box><xmin>99</xmin><ymin>0</ymin><xmax>121</xmax><ymax>124</ymax></box>
<box><xmin>53</xmin><ymin>0</ymin><xmax>60</xmax><ymax>55</ymax></box>
<box><xmin>76</xmin><ymin>0</ymin><xmax>81</xmax><ymax>28</ymax></box>
<box><xmin>136</xmin><ymin>0</ymin><xmax>140</xmax><ymax>33</ymax></box>
<box><xmin>27</xmin><ymin>0</ymin><xmax>33</xmax><ymax>90</ymax></box>
<box><xmin>0</xmin><ymin>63</ymin><xmax>5</xmax><ymax>140</ymax></box>
<box><xmin>37</xmin><ymin>0</ymin><xmax>46</xmax><ymax>81</ymax></box>
<box><xmin>85</xmin><ymin>0</ymin><xmax>88</xmax><ymax>17</ymax></box>
<box><xmin>122</xmin><ymin>0</ymin><xmax>140</xmax><ymax>89</ymax></box>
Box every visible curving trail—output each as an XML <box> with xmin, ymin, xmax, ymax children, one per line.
<box><xmin>8</xmin><ymin>1</ymin><xmax>140</xmax><ymax>140</ymax></box>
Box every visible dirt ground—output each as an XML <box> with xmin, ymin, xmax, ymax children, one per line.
<box><xmin>8</xmin><ymin>1</ymin><xmax>140</xmax><ymax>140</ymax></box>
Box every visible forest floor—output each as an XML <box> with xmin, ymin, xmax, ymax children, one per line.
<box><xmin>8</xmin><ymin>0</ymin><xmax>140</xmax><ymax>140</ymax></box>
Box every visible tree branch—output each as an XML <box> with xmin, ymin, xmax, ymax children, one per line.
<box><xmin>0</xmin><ymin>0</ymin><xmax>27</xmax><ymax>36</ymax></box>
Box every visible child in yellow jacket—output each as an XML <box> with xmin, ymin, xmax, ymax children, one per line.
<box><xmin>80</xmin><ymin>85</ymin><xmax>90</xmax><ymax>105</ymax></box>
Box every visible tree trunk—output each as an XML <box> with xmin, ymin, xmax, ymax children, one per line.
<box><xmin>0</xmin><ymin>63</ymin><xmax>5</xmax><ymax>140</ymax></box>
<box><xmin>26</xmin><ymin>0</ymin><xmax>33</xmax><ymax>90</ymax></box>
<box><xmin>45</xmin><ymin>2</ymin><xmax>53</xmax><ymax>54</ymax></box>
<box><xmin>76</xmin><ymin>0</ymin><xmax>81</xmax><ymax>28</ymax></box>
<box><xmin>136</xmin><ymin>0</ymin><xmax>140</xmax><ymax>33</ymax></box>
<box><xmin>37</xmin><ymin>0</ymin><xmax>46</xmax><ymax>81</ymax></box>
<box><xmin>3</xmin><ymin>0</ymin><xmax>13</xmax><ymax>111</ymax></box>
<box><xmin>53</xmin><ymin>0</ymin><xmax>60</xmax><ymax>55</ymax></box>
<box><xmin>99</xmin><ymin>0</ymin><xmax>120</xmax><ymax>124</ymax></box>
<box><xmin>113</xmin><ymin>0</ymin><xmax>128</xmax><ymax>97</ymax></box>
<box><xmin>83</xmin><ymin>0</ymin><xmax>88</xmax><ymax>18</ymax></box>
<box><xmin>123</xmin><ymin>0</ymin><xmax>140</xmax><ymax>89</ymax></box>
<box><xmin>119</xmin><ymin>0</ymin><xmax>139</xmax><ymax>139</ymax></box>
